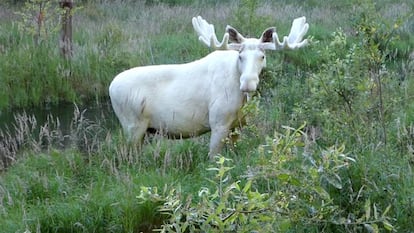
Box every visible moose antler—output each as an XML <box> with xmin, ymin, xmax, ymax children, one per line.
<box><xmin>192</xmin><ymin>16</ymin><xmax>230</xmax><ymax>50</ymax></box>
<box><xmin>270</xmin><ymin>16</ymin><xmax>309</xmax><ymax>50</ymax></box>
<box><xmin>192</xmin><ymin>16</ymin><xmax>309</xmax><ymax>51</ymax></box>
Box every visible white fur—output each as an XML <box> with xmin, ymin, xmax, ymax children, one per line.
<box><xmin>109</xmin><ymin>16</ymin><xmax>309</xmax><ymax>159</ymax></box>
<box><xmin>109</xmin><ymin>49</ymin><xmax>263</xmax><ymax>158</ymax></box>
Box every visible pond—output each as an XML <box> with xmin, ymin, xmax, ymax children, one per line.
<box><xmin>0</xmin><ymin>99</ymin><xmax>118</xmax><ymax>134</ymax></box>
<box><xmin>0</xmin><ymin>99</ymin><xmax>120</xmax><ymax>170</ymax></box>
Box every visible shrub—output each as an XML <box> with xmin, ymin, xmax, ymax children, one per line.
<box><xmin>138</xmin><ymin>125</ymin><xmax>395</xmax><ymax>232</ymax></box>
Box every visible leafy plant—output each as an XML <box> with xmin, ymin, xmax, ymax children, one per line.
<box><xmin>1</xmin><ymin>0</ymin><xmax>413</xmax><ymax>232</ymax></box>
<box><xmin>232</xmin><ymin>0</ymin><xmax>271</xmax><ymax>36</ymax></box>
<box><xmin>255</xmin><ymin>125</ymin><xmax>395</xmax><ymax>232</ymax></box>
<box><xmin>15</xmin><ymin>0</ymin><xmax>62</xmax><ymax>45</ymax></box>
<box><xmin>138</xmin><ymin>156</ymin><xmax>272</xmax><ymax>232</ymax></box>
<box><xmin>138</xmin><ymin>125</ymin><xmax>395</xmax><ymax>232</ymax></box>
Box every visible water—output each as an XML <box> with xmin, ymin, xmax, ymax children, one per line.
<box><xmin>0</xmin><ymin>99</ymin><xmax>119</xmax><ymax>136</ymax></box>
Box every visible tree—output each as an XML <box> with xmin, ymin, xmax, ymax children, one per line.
<box><xmin>59</xmin><ymin>0</ymin><xmax>73</xmax><ymax>59</ymax></box>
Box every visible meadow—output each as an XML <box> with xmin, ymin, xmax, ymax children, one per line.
<box><xmin>0</xmin><ymin>0</ymin><xmax>414</xmax><ymax>232</ymax></box>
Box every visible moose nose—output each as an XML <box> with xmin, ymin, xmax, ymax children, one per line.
<box><xmin>240</xmin><ymin>80</ymin><xmax>257</xmax><ymax>92</ymax></box>
<box><xmin>240</xmin><ymin>75</ymin><xmax>259</xmax><ymax>92</ymax></box>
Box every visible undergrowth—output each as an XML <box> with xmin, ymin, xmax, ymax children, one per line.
<box><xmin>0</xmin><ymin>0</ymin><xmax>413</xmax><ymax>232</ymax></box>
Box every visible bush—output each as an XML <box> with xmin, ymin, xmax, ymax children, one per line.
<box><xmin>138</xmin><ymin>125</ymin><xmax>395</xmax><ymax>232</ymax></box>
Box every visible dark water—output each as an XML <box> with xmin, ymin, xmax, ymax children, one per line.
<box><xmin>0</xmin><ymin>99</ymin><xmax>119</xmax><ymax>135</ymax></box>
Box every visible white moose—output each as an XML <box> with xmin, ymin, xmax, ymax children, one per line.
<box><xmin>109</xmin><ymin>16</ymin><xmax>309</xmax><ymax>159</ymax></box>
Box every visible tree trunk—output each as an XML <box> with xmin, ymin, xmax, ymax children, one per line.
<box><xmin>59</xmin><ymin>0</ymin><xmax>73</xmax><ymax>59</ymax></box>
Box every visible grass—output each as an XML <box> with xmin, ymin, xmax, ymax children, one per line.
<box><xmin>1</xmin><ymin>150</ymin><xmax>169</xmax><ymax>232</ymax></box>
<box><xmin>0</xmin><ymin>0</ymin><xmax>414</xmax><ymax>232</ymax></box>
<box><xmin>0</xmin><ymin>108</ymin><xmax>229</xmax><ymax>232</ymax></box>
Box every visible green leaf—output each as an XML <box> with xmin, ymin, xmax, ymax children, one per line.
<box><xmin>383</xmin><ymin>220</ymin><xmax>394</xmax><ymax>231</ymax></box>
<box><xmin>224</xmin><ymin>181</ymin><xmax>240</xmax><ymax>193</ymax></box>
<box><xmin>365</xmin><ymin>199</ymin><xmax>371</xmax><ymax>221</ymax></box>
<box><xmin>221</xmin><ymin>174</ymin><xmax>230</xmax><ymax>183</ymax></box>
<box><xmin>218</xmin><ymin>156</ymin><xmax>226</xmax><ymax>164</ymax></box>
<box><xmin>290</xmin><ymin>177</ymin><xmax>302</xmax><ymax>186</ymax></box>
<box><xmin>277</xmin><ymin>173</ymin><xmax>290</xmax><ymax>182</ymax></box>
<box><xmin>242</xmin><ymin>180</ymin><xmax>252</xmax><ymax>193</ymax></box>
<box><xmin>324</xmin><ymin>173</ymin><xmax>343</xmax><ymax>189</ymax></box>
<box><xmin>314</xmin><ymin>186</ymin><xmax>331</xmax><ymax>200</ymax></box>
<box><xmin>373</xmin><ymin>203</ymin><xmax>378</xmax><ymax>219</ymax></box>
<box><xmin>382</xmin><ymin>204</ymin><xmax>392</xmax><ymax>217</ymax></box>
<box><xmin>279</xmin><ymin>219</ymin><xmax>291</xmax><ymax>232</ymax></box>
<box><xmin>198</xmin><ymin>187</ymin><xmax>209</xmax><ymax>197</ymax></box>
<box><xmin>206</xmin><ymin>167</ymin><xmax>220</xmax><ymax>171</ymax></box>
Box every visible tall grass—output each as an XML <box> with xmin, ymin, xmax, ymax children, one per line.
<box><xmin>0</xmin><ymin>104</ymin><xmax>209</xmax><ymax>232</ymax></box>
<box><xmin>1</xmin><ymin>0</ymin><xmax>411</xmax><ymax>111</ymax></box>
<box><xmin>0</xmin><ymin>0</ymin><xmax>413</xmax><ymax>232</ymax></box>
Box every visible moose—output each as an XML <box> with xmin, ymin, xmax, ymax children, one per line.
<box><xmin>109</xmin><ymin>16</ymin><xmax>309</xmax><ymax>159</ymax></box>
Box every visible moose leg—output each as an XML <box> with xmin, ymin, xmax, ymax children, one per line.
<box><xmin>208</xmin><ymin>125</ymin><xmax>231</xmax><ymax>160</ymax></box>
<box><xmin>125</xmin><ymin>118</ymin><xmax>149</xmax><ymax>147</ymax></box>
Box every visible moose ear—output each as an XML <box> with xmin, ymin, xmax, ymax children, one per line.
<box><xmin>260</xmin><ymin>27</ymin><xmax>275</xmax><ymax>43</ymax></box>
<box><xmin>226</xmin><ymin>25</ymin><xmax>245</xmax><ymax>44</ymax></box>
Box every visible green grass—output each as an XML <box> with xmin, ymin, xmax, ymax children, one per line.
<box><xmin>1</xmin><ymin>150</ymin><xmax>171</xmax><ymax>232</ymax></box>
<box><xmin>1</xmin><ymin>0</ymin><xmax>414</xmax><ymax>232</ymax></box>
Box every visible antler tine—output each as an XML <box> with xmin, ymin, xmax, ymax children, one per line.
<box><xmin>192</xmin><ymin>16</ymin><xmax>229</xmax><ymax>50</ymax></box>
<box><xmin>270</xmin><ymin>16</ymin><xmax>309</xmax><ymax>50</ymax></box>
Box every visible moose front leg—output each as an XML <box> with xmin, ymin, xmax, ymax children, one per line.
<box><xmin>208</xmin><ymin>125</ymin><xmax>231</xmax><ymax>160</ymax></box>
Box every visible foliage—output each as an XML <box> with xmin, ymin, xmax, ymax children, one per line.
<box><xmin>0</xmin><ymin>1</ymin><xmax>124</xmax><ymax>109</ymax></box>
<box><xmin>0</xmin><ymin>106</ymin><xmax>177</xmax><ymax>232</ymax></box>
<box><xmin>14</xmin><ymin>0</ymin><xmax>62</xmax><ymax>45</ymax></box>
<box><xmin>0</xmin><ymin>0</ymin><xmax>413</xmax><ymax>232</ymax></box>
<box><xmin>0</xmin><ymin>150</ymin><xmax>169</xmax><ymax>232</ymax></box>
<box><xmin>138</xmin><ymin>156</ymin><xmax>270</xmax><ymax>232</ymax></box>
<box><xmin>138</xmin><ymin>125</ymin><xmax>395</xmax><ymax>232</ymax></box>
<box><xmin>293</xmin><ymin>29</ymin><xmax>374</xmax><ymax>143</ymax></box>
<box><xmin>256</xmin><ymin>126</ymin><xmax>396</xmax><ymax>232</ymax></box>
<box><xmin>232</xmin><ymin>0</ymin><xmax>272</xmax><ymax>36</ymax></box>
<box><xmin>291</xmin><ymin>1</ymin><xmax>412</xmax><ymax>146</ymax></box>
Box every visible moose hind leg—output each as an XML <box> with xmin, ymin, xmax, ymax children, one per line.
<box><xmin>125</xmin><ymin>118</ymin><xmax>149</xmax><ymax>146</ymax></box>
